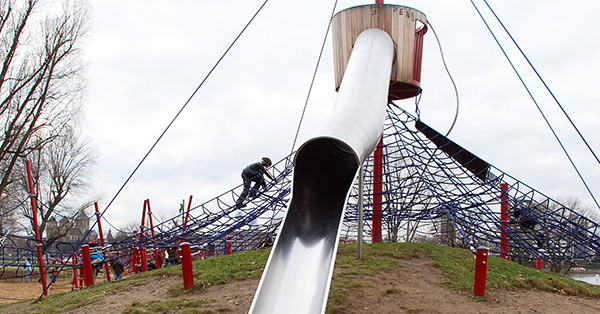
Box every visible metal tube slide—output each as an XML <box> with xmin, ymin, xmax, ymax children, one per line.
<box><xmin>249</xmin><ymin>28</ymin><xmax>394</xmax><ymax>314</ymax></box>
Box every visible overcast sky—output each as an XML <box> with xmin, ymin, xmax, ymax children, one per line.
<box><xmin>81</xmin><ymin>0</ymin><xmax>600</xmax><ymax>230</ymax></box>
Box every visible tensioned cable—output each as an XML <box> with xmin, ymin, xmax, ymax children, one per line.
<box><xmin>37</xmin><ymin>0</ymin><xmax>271</xmax><ymax>299</ymax></box>
<box><xmin>426</xmin><ymin>21</ymin><xmax>460</xmax><ymax>137</ymax></box>
<box><xmin>289</xmin><ymin>0</ymin><xmax>339</xmax><ymax>154</ymax></box>
<box><xmin>469</xmin><ymin>0</ymin><xmax>600</xmax><ymax>210</ymax></box>
<box><xmin>482</xmin><ymin>0</ymin><xmax>600</xmax><ymax>167</ymax></box>
<box><xmin>97</xmin><ymin>0</ymin><xmax>269</xmax><ymax>218</ymax></box>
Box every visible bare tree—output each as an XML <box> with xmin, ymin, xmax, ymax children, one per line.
<box><xmin>114</xmin><ymin>221</ymin><xmax>142</xmax><ymax>242</ymax></box>
<box><xmin>0</xmin><ymin>0</ymin><xmax>92</xmax><ymax>245</ymax></box>
<box><xmin>15</xmin><ymin>125</ymin><xmax>97</xmax><ymax>248</ymax></box>
<box><xmin>0</xmin><ymin>181</ymin><xmax>21</xmax><ymax>234</ymax></box>
<box><xmin>0</xmin><ymin>0</ymin><xmax>90</xmax><ymax>202</ymax></box>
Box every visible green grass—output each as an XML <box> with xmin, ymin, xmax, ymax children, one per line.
<box><xmin>122</xmin><ymin>298</ymin><xmax>216</xmax><ymax>314</ymax></box>
<box><xmin>2</xmin><ymin>242</ymin><xmax>599</xmax><ymax>314</ymax></box>
<box><xmin>420</xmin><ymin>244</ymin><xmax>600</xmax><ymax>297</ymax></box>
<box><xmin>162</xmin><ymin>249</ymin><xmax>270</xmax><ymax>295</ymax></box>
<box><xmin>11</xmin><ymin>277</ymin><xmax>147</xmax><ymax>314</ymax></box>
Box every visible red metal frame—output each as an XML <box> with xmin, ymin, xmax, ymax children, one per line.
<box><xmin>146</xmin><ymin>200</ymin><xmax>161</xmax><ymax>269</ymax></box>
<box><xmin>226</xmin><ymin>236</ymin><xmax>232</xmax><ymax>255</ymax></box>
<box><xmin>78</xmin><ymin>254</ymin><xmax>84</xmax><ymax>287</ymax></box>
<box><xmin>131</xmin><ymin>230</ymin><xmax>139</xmax><ymax>274</ymax></box>
<box><xmin>372</xmin><ymin>137</ymin><xmax>384</xmax><ymax>243</ymax></box>
<box><xmin>25</xmin><ymin>160</ymin><xmax>48</xmax><ymax>295</ymax></box>
<box><xmin>184</xmin><ymin>195</ymin><xmax>192</xmax><ymax>227</ymax></box>
<box><xmin>139</xmin><ymin>200</ymin><xmax>148</xmax><ymax>272</ymax></box>
<box><xmin>500</xmin><ymin>183</ymin><xmax>509</xmax><ymax>259</ymax></box>
<box><xmin>71</xmin><ymin>253</ymin><xmax>79</xmax><ymax>291</ymax></box>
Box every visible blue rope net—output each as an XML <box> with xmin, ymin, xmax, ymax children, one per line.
<box><xmin>1</xmin><ymin>106</ymin><xmax>600</xmax><ymax>285</ymax></box>
<box><xmin>342</xmin><ymin>105</ymin><xmax>600</xmax><ymax>266</ymax></box>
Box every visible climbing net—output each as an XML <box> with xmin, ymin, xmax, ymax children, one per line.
<box><xmin>1</xmin><ymin>105</ymin><xmax>600</xmax><ymax>285</ymax></box>
<box><xmin>343</xmin><ymin>105</ymin><xmax>600</xmax><ymax>266</ymax></box>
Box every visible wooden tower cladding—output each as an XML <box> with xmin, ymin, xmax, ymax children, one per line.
<box><xmin>332</xmin><ymin>4</ymin><xmax>427</xmax><ymax>100</ymax></box>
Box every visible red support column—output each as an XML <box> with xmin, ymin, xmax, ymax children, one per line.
<box><xmin>94</xmin><ymin>202</ymin><xmax>111</xmax><ymax>282</ymax></box>
<box><xmin>82</xmin><ymin>244</ymin><xmax>94</xmax><ymax>287</ymax></box>
<box><xmin>180</xmin><ymin>242</ymin><xmax>194</xmax><ymax>290</ymax></box>
<box><xmin>473</xmin><ymin>247</ymin><xmax>488</xmax><ymax>297</ymax></box>
<box><xmin>131</xmin><ymin>230</ymin><xmax>139</xmax><ymax>274</ymax></box>
<box><xmin>184</xmin><ymin>195</ymin><xmax>192</xmax><ymax>228</ymax></box>
<box><xmin>500</xmin><ymin>183</ymin><xmax>509</xmax><ymax>259</ymax></box>
<box><xmin>225</xmin><ymin>237</ymin><xmax>232</xmax><ymax>255</ymax></box>
<box><xmin>25</xmin><ymin>160</ymin><xmax>48</xmax><ymax>295</ymax></box>
<box><xmin>372</xmin><ymin>137</ymin><xmax>384</xmax><ymax>243</ymax></box>
<box><xmin>138</xmin><ymin>200</ymin><xmax>148</xmax><ymax>272</ymax></box>
<box><xmin>146</xmin><ymin>200</ymin><xmax>161</xmax><ymax>269</ymax></box>
<box><xmin>71</xmin><ymin>253</ymin><xmax>79</xmax><ymax>291</ymax></box>
<box><xmin>139</xmin><ymin>200</ymin><xmax>147</xmax><ymax>239</ymax></box>
<box><xmin>140</xmin><ymin>246</ymin><xmax>148</xmax><ymax>272</ymax></box>
<box><xmin>178</xmin><ymin>196</ymin><xmax>193</xmax><ymax>262</ymax></box>
<box><xmin>536</xmin><ymin>259</ymin><xmax>543</xmax><ymax>271</ymax></box>
<box><xmin>78</xmin><ymin>253</ymin><xmax>84</xmax><ymax>288</ymax></box>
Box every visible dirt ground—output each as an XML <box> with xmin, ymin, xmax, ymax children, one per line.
<box><xmin>0</xmin><ymin>278</ymin><xmax>72</xmax><ymax>305</ymax></box>
<box><xmin>2</xmin><ymin>257</ymin><xmax>600</xmax><ymax>314</ymax></box>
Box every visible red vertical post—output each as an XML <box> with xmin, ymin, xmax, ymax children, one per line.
<box><xmin>25</xmin><ymin>160</ymin><xmax>48</xmax><ymax>295</ymax></box>
<box><xmin>139</xmin><ymin>200</ymin><xmax>148</xmax><ymax>272</ymax></box>
<box><xmin>372</xmin><ymin>137</ymin><xmax>384</xmax><ymax>243</ymax></box>
<box><xmin>78</xmin><ymin>248</ymin><xmax>85</xmax><ymax>289</ymax></box>
<box><xmin>78</xmin><ymin>253</ymin><xmax>84</xmax><ymax>287</ymax></box>
<box><xmin>500</xmin><ymin>183</ymin><xmax>509</xmax><ymax>259</ymax></box>
<box><xmin>71</xmin><ymin>253</ymin><xmax>79</xmax><ymax>291</ymax></box>
<box><xmin>536</xmin><ymin>259</ymin><xmax>543</xmax><ymax>271</ymax></box>
<box><xmin>178</xmin><ymin>196</ymin><xmax>193</xmax><ymax>262</ymax></box>
<box><xmin>180</xmin><ymin>242</ymin><xmax>194</xmax><ymax>290</ymax></box>
<box><xmin>375</xmin><ymin>0</ymin><xmax>384</xmax><ymax>4</ymax></box>
<box><xmin>82</xmin><ymin>244</ymin><xmax>94</xmax><ymax>287</ymax></box>
<box><xmin>226</xmin><ymin>237</ymin><xmax>232</xmax><ymax>255</ymax></box>
<box><xmin>139</xmin><ymin>200</ymin><xmax>147</xmax><ymax>240</ymax></box>
<box><xmin>146</xmin><ymin>200</ymin><xmax>161</xmax><ymax>269</ymax></box>
<box><xmin>184</xmin><ymin>195</ymin><xmax>192</xmax><ymax>227</ymax></box>
<box><xmin>140</xmin><ymin>246</ymin><xmax>148</xmax><ymax>272</ymax></box>
<box><xmin>473</xmin><ymin>247</ymin><xmax>488</xmax><ymax>297</ymax></box>
<box><xmin>94</xmin><ymin>202</ymin><xmax>111</xmax><ymax>282</ymax></box>
<box><xmin>131</xmin><ymin>230</ymin><xmax>139</xmax><ymax>274</ymax></box>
